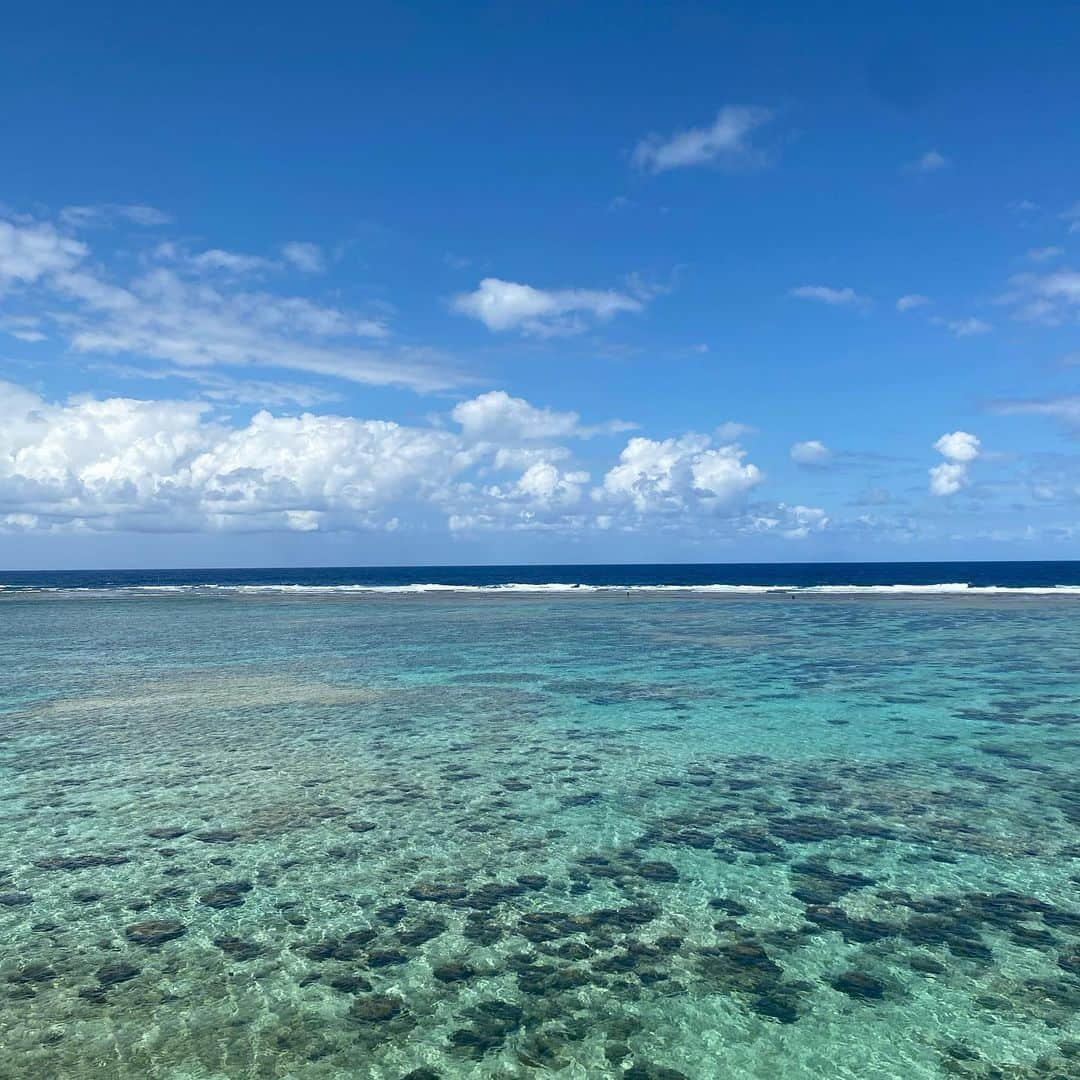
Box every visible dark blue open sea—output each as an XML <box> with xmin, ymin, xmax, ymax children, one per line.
<box><xmin>1</xmin><ymin>563</ymin><xmax>1078</xmax><ymax>1077</ymax></box>
<box><xmin>3</xmin><ymin>559</ymin><xmax>1080</xmax><ymax>593</ymax></box>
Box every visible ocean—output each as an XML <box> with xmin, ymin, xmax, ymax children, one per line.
<box><xmin>0</xmin><ymin>563</ymin><xmax>1078</xmax><ymax>1078</ymax></box>
<box><xmin>3</xmin><ymin>559</ymin><xmax>1080</xmax><ymax>593</ymax></box>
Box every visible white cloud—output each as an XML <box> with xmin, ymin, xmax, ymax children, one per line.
<box><xmin>1062</xmin><ymin>202</ymin><xmax>1080</xmax><ymax>234</ymax></box>
<box><xmin>749</xmin><ymin>503</ymin><xmax>829</xmax><ymax>539</ymax></box>
<box><xmin>0</xmin><ymin>212</ymin><xmax>447</xmax><ymax>390</ymax></box>
<box><xmin>938</xmin><ymin>316</ymin><xmax>992</xmax><ymax>337</ymax></box>
<box><xmin>790</xmin><ymin>439</ymin><xmax>832</xmax><ymax>466</ymax></box>
<box><xmin>632</xmin><ymin>106</ymin><xmax>774</xmax><ymax>173</ymax></box>
<box><xmin>484</xmin><ymin>461</ymin><xmax>590</xmax><ymax>510</ymax></box>
<box><xmin>601</xmin><ymin>433</ymin><xmax>762</xmax><ymax>514</ymax></box>
<box><xmin>96</xmin><ymin>363</ymin><xmax>344</xmax><ymax>408</ymax></box>
<box><xmin>790</xmin><ymin>285</ymin><xmax>867</xmax><ymax>307</ymax></box>
<box><xmin>282</xmin><ymin>242</ymin><xmax>325</xmax><ymax>273</ymax></box>
<box><xmin>1</xmin><ymin>381</ymin><xmax>785</xmax><ymax>538</ymax></box>
<box><xmin>59</xmin><ymin>204</ymin><xmax>172</xmax><ymax>228</ymax></box>
<box><xmin>929</xmin><ymin>462</ymin><xmax>967</xmax><ymax>496</ymax></box>
<box><xmin>909</xmin><ymin>150</ymin><xmax>949</xmax><ymax>173</ymax></box>
<box><xmin>0</xmin><ymin>381</ymin><xmax>483</xmax><ymax>534</ymax></box>
<box><xmin>993</xmin><ymin>396</ymin><xmax>1080</xmax><ymax>428</ymax></box>
<box><xmin>1</xmin><ymin>315</ymin><xmax>47</xmax><ymax>342</ymax></box>
<box><xmin>451</xmin><ymin>390</ymin><xmax>633</xmax><ymax>441</ymax></box>
<box><xmin>929</xmin><ymin>430</ymin><xmax>980</xmax><ymax>496</ymax></box>
<box><xmin>0</xmin><ymin>220</ymin><xmax>87</xmax><ymax>291</ymax></box>
<box><xmin>715</xmin><ymin>420</ymin><xmax>756</xmax><ymax>441</ymax></box>
<box><xmin>896</xmin><ymin>293</ymin><xmax>930</xmax><ymax>312</ymax></box>
<box><xmin>1002</xmin><ymin>269</ymin><xmax>1080</xmax><ymax>324</ymax></box>
<box><xmin>935</xmin><ymin>431</ymin><xmax>981</xmax><ymax>463</ymax></box>
<box><xmin>452</xmin><ymin>277</ymin><xmax>642</xmax><ymax>336</ymax></box>
<box><xmin>189</xmin><ymin>249</ymin><xmax>276</xmax><ymax>274</ymax></box>
<box><xmin>1027</xmin><ymin>246</ymin><xmax>1063</xmax><ymax>262</ymax></box>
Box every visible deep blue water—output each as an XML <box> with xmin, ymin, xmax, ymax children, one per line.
<box><xmin>2</xmin><ymin>560</ymin><xmax>1080</xmax><ymax>591</ymax></box>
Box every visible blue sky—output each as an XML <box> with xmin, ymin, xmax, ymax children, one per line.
<box><xmin>2</xmin><ymin>1</ymin><xmax>1080</xmax><ymax>568</ymax></box>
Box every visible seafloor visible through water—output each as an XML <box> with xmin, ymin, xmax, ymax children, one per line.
<box><xmin>1</xmin><ymin>593</ymin><xmax>1078</xmax><ymax>1079</ymax></box>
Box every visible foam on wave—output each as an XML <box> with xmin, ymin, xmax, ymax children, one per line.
<box><xmin>5</xmin><ymin>581</ymin><xmax>1080</xmax><ymax>597</ymax></box>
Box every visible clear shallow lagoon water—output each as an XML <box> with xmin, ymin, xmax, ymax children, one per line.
<box><xmin>1</xmin><ymin>581</ymin><xmax>1079</xmax><ymax>1078</ymax></box>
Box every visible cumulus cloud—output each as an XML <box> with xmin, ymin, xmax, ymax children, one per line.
<box><xmin>896</xmin><ymin>294</ymin><xmax>930</xmax><ymax>312</ymax></box>
<box><xmin>790</xmin><ymin>440</ymin><xmax>832</xmax><ymax>466</ymax></box>
<box><xmin>929</xmin><ymin>430</ymin><xmax>980</xmax><ymax>495</ymax></box>
<box><xmin>749</xmin><ymin>503</ymin><xmax>829</xmax><ymax>539</ymax></box>
<box><xmin>928</xmin><ymin>462</ymin><xmax>967</xmax><ymax>496</ymax></box>
<box><xmin>482</xmin><ymin>461</ymin><xmax>591</xmax><ymax>515</ymax></box>
<box><xmin>790</xmin><ymin>285</ymin><xmax>867</xmax><ymax>308</ymax></box>
<box><xmin>452</xmin><ymin>277</ymin><xmax>642</xmax><ymax>336</ymax></box>
<box><xmin>600</xmin><ymin>434</ymin><xmax>762</xmax><ymax>514</ymax></box>
<box><xmin>0</xmin><ymin>382</ymin><xmax>790</xmax><ymax>540</ymax></box>
<box><xmin>0</xmin><ymin>382</ymin><xmax>505</xmax><ymax>534</ymax></box>
<box><xmin>935</xmin><ymin>431</ymin><xmax>981</xmax><ymax>463</ymax></box>
<box><xmin>451</xmin><ymin>390</ymin><xmax>634</xmax><ymax>442</ymax></box>
<box><xmin>632</xmin><ymin>106</ymin><xmax>774</xmax><ymax>173</ymax></box>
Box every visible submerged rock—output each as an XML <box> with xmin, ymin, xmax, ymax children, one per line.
<box><xmin>638</xmin><ymin>861</ymin><xmax>679</xmax><ymax>882</ymax></box>
<box><xmin>397</xmin><ymin>919</ymin><xmax>447</xmax><ymax>946</ymax></box>
<box><xmin>349</xmin><ymin>993</ymin><xmax>404</xmax><ymax>1022</ymax></box>
<box><xmin>750</xmin><ymin>992</ymin><xmax>801</xmax><ymax>1024</ymax></box>
<box><xmin>376</xmin><ymin>902</ymin><xmax>407</xmax><ymax>925</ymax></box>
<box><xmin>830</xmin><ymin>970</ymin><xmax>885</xmax><ymax>1000</ymax></box>
<box><xmin>7</xmin><ymin>962</ymin><xmax>58</xmax><ymax>984</ymax></box>
<box><xmin>709</xmin><ymin>897</ymin><xmax>749</xmax><ymax>917</ymax></box>
<box><xmin>34</xmin><ymin>853</ymin><xmax>129</xmax><ymax>871</ymax></box>
<box><xmin>625</xmin><ymin>1065</ymin><xmax>689</xmax><ymax>1080</ymax></box>
<box><xmin>124</xmin><ymin>920</ymin><xmax>186</xmax><ymax>947</ymax></box>
<box><xmin>193</xmin><ymin>829</ymin><xmax>241</xmax><ymax>844</ymax></box>
<box><xmin>96</xmin><ymin>962</ymin><xmax>140</xmax><ymax>986</ymax></box>
<box><xmin>0</xmin><ymin>892</ymin><xmax>33</xmax><ymax>907</ymax></box>
<box><xmin>328</xmin><ymin>973</ymin><xmax>373</xmax><ymax>993</ymax></box>
<box><xmin>909</xmin><ymin>954</ymin><xmax>946</xmax><ymax>974</ymax></box>
<box><xmin>213</xmin><ymin>937</ymin><xmax>265</xmax><ymax>961</ymax></box>
<box><xmin>199</xmin><ymin>880</ymin><xmax>253</xmax><ymax>909</ymax></box>
<box><xmin>407</xmin><ymin>883</ymin><xmax>468</xmax><ymax>903</ymax></box>
<box><xmin>516</xmin><ymin>874</ymin><xmax>549</xmax><ymax>890</ymax></box>
<box><xmin>367</xmin><ymin>948</ymin><xmax>408</xmax><ymax>968</ymax></box>
<box><xmin>433</xmin><ymin>961</ymin><xmax>476</xmax><ymax>983</ymax></box>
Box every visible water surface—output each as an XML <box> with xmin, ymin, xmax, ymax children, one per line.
<box><xmin>1</xmin><ymin>592</ymin><xmax>1078</xmax><ymax>1078</ymax></box>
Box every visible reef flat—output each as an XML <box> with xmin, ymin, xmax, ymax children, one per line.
<box><xmin>0</xmin><ymin>594</ymin><xmax>1078</xmax><ymax>1078</ymax></box>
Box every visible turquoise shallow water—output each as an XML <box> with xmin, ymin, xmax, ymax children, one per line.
<box><xmin>0</xmin><ymin>593</ymin><xmax>1078</xmax><ymax>1079</ymax></box>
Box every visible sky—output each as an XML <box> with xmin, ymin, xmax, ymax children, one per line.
<box><xmin>2</xmin><ymin>1</ymin><xmax>1080</xmax><ymax>569</ymax></box>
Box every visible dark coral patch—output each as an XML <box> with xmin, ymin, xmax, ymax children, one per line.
<box><xmin>124</xmin><ymin>920</ymin><xmax>186</xmax><ymax>947</ymax></box>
